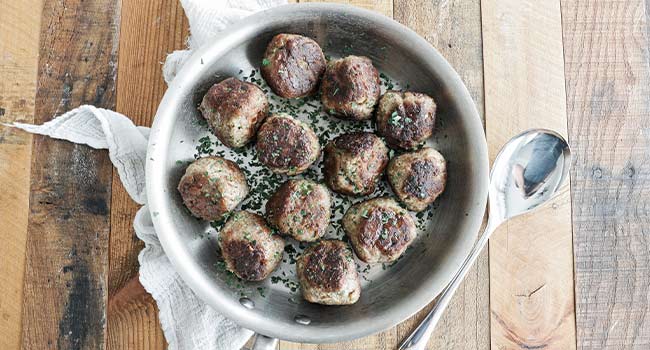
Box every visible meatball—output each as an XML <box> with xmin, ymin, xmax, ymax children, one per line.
<box><xmin>296</xmin><ymin>240</ymin><xmax>361</xmax><ymax>305</ymax></box>
<box><xmin>266</xmin><ymin>179</ymin><xmax>332</xmax><ymax>242</ymax></box>
<box><xmin>323</xmin><ymin>132</ymin><xmax>389</xmax><ymax>196</ymax></box>
<box><xmin>199</xmin><ymin>77</ymin><xmax>268</xmax><ymax>148</ymax></box>
<box><xmin>261</xmin><ymin>34</ymin><xmax>326</xmax><ymax>98</ymax></box>
<box><xmin>218</xmin><ymin>211</ymin><xmax>284</xmax><ymax>281</ymax></box>
<box><xmin>177</xmin><ymin>156</ymin><xmax>249</xmax><ymax>221</ymax></box>
<box><xmin>387</xmin><ymin>147</ymin><xmax>447</xmax><ymax>212</ymax></box>
<box><xmin>255</xmin><ymin>113</ymin><xmax>320</xmax><ymax>175</ymax></box>
<box><xmin>321</xmin><ymin>56</ymin><xmax>381</xmax><ymax>120</ymax></box>
<box><xmin>376</xmin><ymin>91</ymin><xmax>437</xmax><ymax>149</ymax></box>
<box><xmin>342</xmin><ymin>197</ymin><xmax>417</xmax><ymax>263</ymax></box>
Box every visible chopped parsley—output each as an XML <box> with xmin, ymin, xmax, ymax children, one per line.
<box><xmin>187</xmin><ymin>68</ymin><xmax>428</xmax><ymax>294</ymax></box>
<box><xmin>389</xmin><ymin>111</ymin><xmax>402</xmax><ymax>126</ymax></box>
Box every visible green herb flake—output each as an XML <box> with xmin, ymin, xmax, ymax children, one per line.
<box><xmin>389</xmin><ymin>111</ymin><xmax>402</xmax><ymax>126</ymax></box>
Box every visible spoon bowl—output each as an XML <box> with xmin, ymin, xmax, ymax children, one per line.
<box><xmin>489</xmin><ymin>129</ymin><xmax>571</xmax><ymax>225</ymax></box>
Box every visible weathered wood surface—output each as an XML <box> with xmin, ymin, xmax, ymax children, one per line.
<box><xmin>107</xmin><ymin>0</ymin><xmax>189</xmax><ymax>348</ymax></box>
<box><xmin>482</xmin><ymin>0</ymin><xmax>578</xmax><ymax>349</ymax></box>
<box><xmin>19</xmin><ymin>0</ymin><xmax>121</xmax><ymax>349</ymax></box>
<box><xmin>0</xmin><ymin>0</ymin><xmax>43</xmax><ymax>348</ymax></box>
<box><xmin>561</xmin><ymin>0</ymin><xmax>650</xmax><ymax>348</ymax></box>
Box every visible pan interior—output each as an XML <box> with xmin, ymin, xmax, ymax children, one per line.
<box><xmin>147</xmin><ymin>4</ymin><xmax>488</xmax><ymax>343</ymax></box>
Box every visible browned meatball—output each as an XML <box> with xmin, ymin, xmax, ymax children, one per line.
<box><xmin>261</xmin><ymin>34</ymin><xmax>326</xmax><ymax>99</ymax></box>
<box><xmin>296</xmin><ymin>240</ymin><xmax>361</xmax><ymax>305</ymax></box>
<box><xmin>376</xmin><ymin>91</ymin><xmax>437</xmax><ymax>149</ymax></box>
<box><xmin>255</xmin><ymin>113</ymin><xmax>320</xmax><ymax>175</ymax></box>
<box><xmin>342</xmin><ymin>197</ymin><xmax>417</xmax><ymax>263</ymax></box>
<box><xmin>218</xmin><ymin>211</ymin><xmax>284</xmax><ymax>281</ymax></box>
<box><xmin>387</xmin><ymin>147</ymin><xmax>447</xmax><ymax>212</ymax></box>
<box><xmin>177</xmin><ymin>156</ymin><xmax>249</xmax><ymax>221</ymax></box>
<box><xmin>266</xmin><ymin>179</ymin><xmax>331</xmax><ymax>242</ymax></box>
<box><xmin>199</xmin><ymin>77</ymin><xmax>268</xmax><ymax>148</ymax></box>
<box><xmin>321</xmin><ymin>56</ymin><xmax>381</xmax><ymax>120</ymax></box>
<box><xmin>323</xmin><ymin>132</ymin><xmax>389</xmax><ymax>196</ymax></box>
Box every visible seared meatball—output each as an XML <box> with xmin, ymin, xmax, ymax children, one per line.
<box><xmin>199</xmin><ymin>77</ymin><xmax>268</xmax><ymax>148</ymax></box>
<box><xmin>261</xmin><ymin>34</ymin><xmax>326</xmax><ymax>98</ymax></box>
<box><xmin>387</xmin><ymin>147</ymin><xmax>447</xmax><ymax>212</ymax></box>
<box><xmin>178</xmin><ymin>156</ymin><xmax>249</xmax><ymax>221</ymax></box>
<box><xmin>376</xmin><ymin>91</ymin><xmax>437</xmax><ymax>149</ymax></box>
<box><xmin>321</xmin><ymin>56</ymin><xmax>381</xmax><ymax>120</ymax></box>
<box><xmin>342</xmin><ymin>197</ymin><xmax>417</xmax><ymax>263</ymax></box>
<box><xmin>323</xmin><ymin>132</ymin><xmax>389</xmax><ymax>196</ymax></box>
<box><xmin>256</xmin><ymin>113</ymin><xmax>320</xmax><ymax>175</ymax></box>
<box><xmin>266</xmin><ymin>179</ymin><xmax>331</xmax><ymax>242</ymax></box>
<box><xmin>296</xmin><ymin>240</ymin><xmax>361</xmax><ymax>305</ymax></box>
<box><xmin>218</xmin><ymin>211</ymin><xmax>284</xmax><ymax>281</ymax></box>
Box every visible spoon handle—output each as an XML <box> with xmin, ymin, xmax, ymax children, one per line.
<box><xmin>398</xmin><ymin>219</ymin><xmax>500</xmax><ymax>350</ymax></box>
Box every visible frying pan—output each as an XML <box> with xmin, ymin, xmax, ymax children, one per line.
<box><xmin>146</xmin><ymin>3</ymin><xmax>489</xmax><ymax>347</ymax></box>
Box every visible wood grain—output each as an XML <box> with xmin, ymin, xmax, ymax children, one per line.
<box><xmin>19</xmin><ymin>0</ymin><xmax>120</xmax><ymax>348</ymax></box>
<box><xmin>108</xmin><ymin>276</ymin><xmax>166</xmax><ymax>350</ymax></box>
<box><xmin>107</xmin><ymin>0</ymin><xmax>189</xmax><ymax>349</ymax></box>
<box><xmin>482</xmin><ymin>0</ymin><xmax>577</xmax><ymax>349</ymax></box>
<box><xmin>393</xmin><ymin>0</ymin><xmax>490</xmax><ymax>349</ymax></box>
<box><xmin>0</xmin><ymin>0</ymin><xmax>43</xmax><ymax>348</ymax></box>
<box><xmin>561</xmin><ymin>0</ymin><xmax>650</xmax><ymax>348</ymax></box>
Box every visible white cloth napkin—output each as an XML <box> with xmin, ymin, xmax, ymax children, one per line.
<box><xmin>7</xmin><ymin>0</ymin><xmax>286</xmax><ymax>349</ymax></box>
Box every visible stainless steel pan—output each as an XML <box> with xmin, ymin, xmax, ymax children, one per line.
<box><xmin>146</xmin><ymin>3</ymin><xmax>489</xmax><ymax>346</ymax></box>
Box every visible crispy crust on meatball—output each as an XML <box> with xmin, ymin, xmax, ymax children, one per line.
<box><xmin>323</xmin><ymin>132</ymin><xmax>389</xmax><ymax>196</ymax></box>
<box><xmin>342</xmin><ymin>197</ymin><xmax>417</xmax><ymax>263</ymax></box>
<box><xmin>387</xmin><ymin>147</ymin><xmax>447</xmax><ymax>212</ymax></box>
<box><xmin>177</xmin><ymin>156</ymin><xmax>249</xmax><ymax>221</ymax></box>
<box><xmin>321</xmin><ymin>56</ymin><xmax>381</xmax><ymax>120</ymax></box>
<box><xmin>218</xmin><ymin>211</ymin><xmax>284</xmax><ymax>281</ymax></box>
<box><xmin>376</xmin><ymin>91</ymin><xmax>437</xmax><ymax>150</ymax></box>
<box><xmin>199</xmin><ymin>77</ymin><xmax>268</xmax><ymax>148</ymax></box>
<box><xmin>255</xmin><ymin>113</ymin><xmax>321</xmax><ymax>175</ymax></box>
<box><xmin>261</xmin><ymin>34</ymin><xmax>326</xmax><ymax>98</ymax></box>
<box><xmin>296</xmin><ymin>240</ymin><xmax>361</xmax><ymax>305</ymax></box>
<box><xmin>266</xmin><ymin>179</ymin><xmax>332</xmax><ymax>242</ymax></box>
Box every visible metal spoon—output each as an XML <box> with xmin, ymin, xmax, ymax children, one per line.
<box><xmin>399</xmin><ymin>129</ymin><xmax>571</xmax><ymax>350</ymax></box>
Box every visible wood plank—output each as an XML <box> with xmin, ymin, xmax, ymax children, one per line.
<box><xmin>19</xmin><ymin>0</ymin><xmax>121</xmax><ymax>348</ymax></box>
<box><xmin>106</xmin><ymin>0</ymin><xmax>188</xmax><ymax>349</ymax></box>
<box><xmin>560</xmin><ymin>0</ymin><xmax>650</xmax><ymax>348</ymax></box>
<box><xmin>393</xmin><ymin>0</ymin><xmax>490</xmax><ymax>349</ymax></box>
<box><xmin>305</xmin><ymin>0</ymin><xmax>392</xmax><ymax>16</ymax></box>
<box><xmin>481</xmin><ymin>0</ymin><xmax>577</xmax><ymax>349</ymax></box>
<box><xmin>109</xmin><ymin>0</ymin><xmax>189</xmax><ymax>297</ymax></box>
<box><xmin>0</xmin><ymin>0</ymin><xmax>43</xmax><ymax>348</ymax></box>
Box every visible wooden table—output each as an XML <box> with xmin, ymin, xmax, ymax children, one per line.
<box><xmin>1</xmin><ymin>0</ymin><xmax>648</xmax><ymax>349</ymax></box>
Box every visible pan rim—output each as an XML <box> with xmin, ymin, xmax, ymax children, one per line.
<box><xmin>146</xmin><ymin>2</ymin><xmax>489</xmax><ymax>343</ymax></box>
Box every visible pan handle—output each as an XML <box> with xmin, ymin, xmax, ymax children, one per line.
<box><xmin>249</xmin><ymin>334</ymin><xmax>279</xmax><ymax>350</ymax></box>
